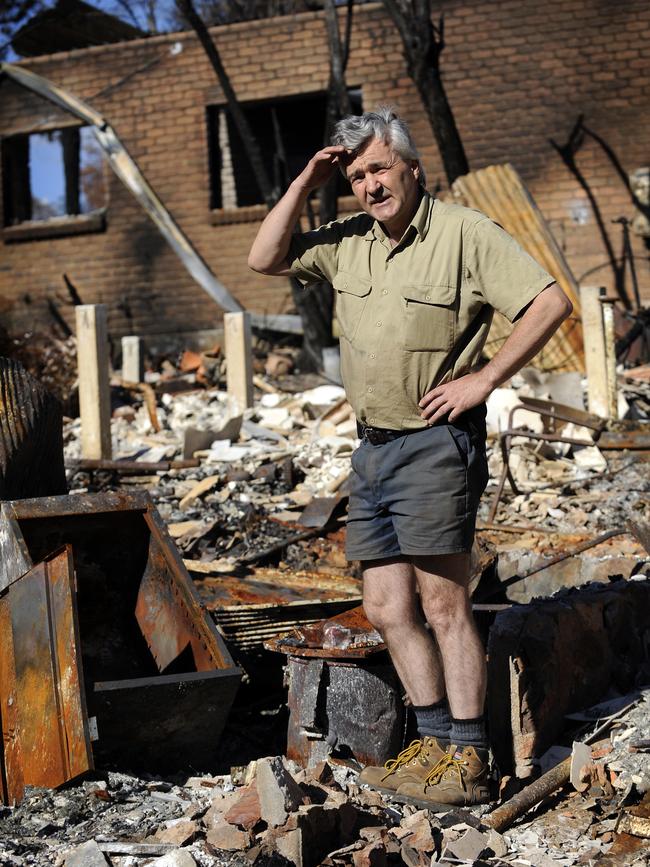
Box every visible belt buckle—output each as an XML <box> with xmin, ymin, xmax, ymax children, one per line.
<box><xmin>365</xmin><ymin>427</ymin><xmax>387</xmax><ymax>445</ymax></box>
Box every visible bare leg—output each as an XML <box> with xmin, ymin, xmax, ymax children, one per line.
<box><xmin>362</xmin><ymin>557</ymin><xmax>445</xmax><ymax>706</ymax></box>
<box><xmin>412</xmin><ymin>553</ymin><xmax>486</xmax><ymax>719</ymax></box>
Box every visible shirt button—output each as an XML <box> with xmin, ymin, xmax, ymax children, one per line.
<box><xmin>367</xmin><ymin>387</ymin><xmax>373</xmax><ymax>393</ymax></box>
<box><xmin>425</xmin><ymin>295</ymin><xmax>431</xmax><ymax>301</ymax></box>
<box><xmin>382</xmin><ymin>289</ymin><xmax>388</xmax><ymax>295</ymax></box>
<box><xmin>370</xmin><ymin>353</ymin><xmax>376</xmax><ymax>359</ymax></box>
<box><xmin>376</xmin><ymin>321</ymin><xmax>382</xmax><ymax>327</ymax></box>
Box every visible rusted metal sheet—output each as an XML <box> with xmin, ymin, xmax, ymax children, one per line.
<box><xmin>194</xmin><ymin>568</ymin><xmax>362</xmax><ymax>610</ymax></box>
<box><xmin>0</xmin><ymin>491</ymin><xmax>241</xmax><ymax>776</ymax></box>
<box><xmin>0</xmin><ymin>593</ymin><xmax>24</xmax><ymax>805</ymax></box>
<box><xmin>1</xmin><ymin>546</ymin><xmax>92</xmax><ymax>800</ymax></box>
<box><xmin>136</xmin><ymin>509</ymin><xmax>231</xmax><ymax>672</ymax></box>
<box><xmin>194</xmin><ymin>567</ymin><xmax>362</xmax><ymax>654</ymax></box>
<box><xmin>92</xmin><ymin>669</ymin><xmax>240</xmax><ymax>771</ymax></box>
<box><xmin>450</xmin><ymin>163</ymin><xmax>584</xmax><ymax>373</ymax></box>
<box><xmin>266</xmin><ymin>605</ymin><xmax>385</xmax><ymax>660</ymax></box>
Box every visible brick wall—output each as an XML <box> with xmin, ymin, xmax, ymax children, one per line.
<box><xmin>0</xmin><ymin>0</ymin><xmax>648</xmax><ymax>339</ymax></box>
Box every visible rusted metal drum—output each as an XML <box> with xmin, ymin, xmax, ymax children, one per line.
<box><xmin>285</xmin><ymin>654</ymin><xmax>404</xmax><ymax>769</ymax></box>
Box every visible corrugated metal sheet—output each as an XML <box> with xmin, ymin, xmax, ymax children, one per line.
<box><xmin>193</xmin><ymin>568</ymin><xmax>362</xmax><ymax>654</ymax></box>
<box><xmin>450</xmin><ymin>163</ymin><xmax>584</xmax><ymax>373</ymax></box>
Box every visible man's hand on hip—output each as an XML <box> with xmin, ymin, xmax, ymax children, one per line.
<box><xmin>419</xmin><ymin>371</ymin><xmax>492</xmax><ymax>424</ymax></box>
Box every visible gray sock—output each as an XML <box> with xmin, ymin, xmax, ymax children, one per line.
<box><xmin>413</xmin><ymin>699</ymin><xmax>452</xmax><ymax>741</ymax></box>
<box><xmin>450</xmin><ymin>715</ymin><xmax>488</xmax><ymax>750</ymax></box>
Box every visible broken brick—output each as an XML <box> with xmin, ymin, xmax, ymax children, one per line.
<box><xmin>152</xmin><ymin>818</ymin><xmax>201</xmax><ymax>846</ymax></box>
<box><xmin>224</xmin><ymin>782</ymin><xmax>262</xmax><ymax>830</ymax></box>
<box><xmin>206</xmin><ymin>822</ymin><xmax>252</xmax><ymax>852</ymax></box>
<box><xmin>63</xmin><ymin>840</ymin><xmax>109</xmax><ymax>867</ymax></box>
<box><xmin>256</xmin><ymin>756</ymin><xmax>304</xmax><ymax>828</ymax></box>
<box><xmin>444</xmin><ymin>827</ymin><xmax>491</xmax><ymax>862</ymax></box>
<box><xmin>351</xmin><ymin>840</ymin><xmax>386</xmax><ymax>867</ymax></box>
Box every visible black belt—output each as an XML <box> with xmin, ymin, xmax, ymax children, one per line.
<box><xmin>356</xmin><ymin>421</ymin><xmax>428</xmax><ymax>445</ymax></box>
<box><xmin>357</xmin><ymin>404</ymin><xmax>487</xmax><ymax>446</ymax></box>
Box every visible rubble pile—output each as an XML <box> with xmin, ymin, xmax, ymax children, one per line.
<box><xmin>64</xmin><ymin>381</ymin><xmax>357</xmax><ymax>571</ymax></box>
<box><xmin>3</xmin><ymin>342</ymin><xmax>650</xmax><ymax>867</ymax></box>
<box><xmin>1</xmin><ymin>688</ymin><xmax>648</xmax><ymax>866</ymax></box>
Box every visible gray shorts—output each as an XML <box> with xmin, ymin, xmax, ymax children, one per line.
<box><xmin>345</xmin><ymin>407</ymin><xmax>489</xmax><ymax>561</ymax></box>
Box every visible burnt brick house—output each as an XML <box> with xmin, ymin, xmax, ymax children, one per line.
<box><xmin>1</xmin><ymin>0</ymin><xmax>649</xmax><ymax>343</ymax></box>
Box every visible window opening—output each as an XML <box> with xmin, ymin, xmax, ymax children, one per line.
<box><xmin>2</xmin><ymin>126</ymin><xmax>106</xmax><ymax>226</ymax></box>
<box><xmin>207</xmin><ymin>88</ymin><xmax>362</xmax><ymax>210</ymax></box>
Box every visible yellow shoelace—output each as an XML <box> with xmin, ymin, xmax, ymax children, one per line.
<box><xmin>380</xmin><ymin>739</ymin><xmax>423</xmax><ymax>781</ymax></box>
<box><xmin>424</xmin><ymin>752</ymin><xmax>467</xmax><ymax>788</ymax></box>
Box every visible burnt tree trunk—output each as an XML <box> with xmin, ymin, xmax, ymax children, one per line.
<box><xmin>177</xmin><ymin>0</ymin><xmax>350</xmax><ymax>370</ymax></box>
<box><xmin>293</xmin><ymin>0</ymin><xmax>355</xmax><ymax>372</ymax></box>
<box><xmin>175</xmin><ymin>0</ymin><xmax>276</xmax><ymax>207</ymax></box>
<box><xmin>0</xmin><ymin>358</ymin><xmax>67</xmax><ymax>499</ymax></box>
<box><xmin>383</xmin><ymin>0</ymin><xmax>469</xmax><ymax>186</ymax></box>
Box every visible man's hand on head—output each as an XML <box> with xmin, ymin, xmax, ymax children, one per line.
<box><xmin>418</xmin><ymin>371</ymin><xmax>493</xmax><ymax>425</ymax></box>
<box><xmin>295</xmin><ymin>145</ymin><xmax>352</xmax><ymax>192</ymax></box>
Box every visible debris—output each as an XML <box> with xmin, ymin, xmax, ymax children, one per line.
<box><xmin>179</xmin><ymin>474</ymin><xmax>222</xmax><ymax>509</ymax></box>
<box><xmin>223</xmin><ymin>782</ymin><xmax>261</xmax><ymax>829</ymax></box>
<box><xmin>0</xmin><ymin>357</ymin><xmax>66</xmax><ymax>499</ymax></box>
<box><xmin>444</xmin><ymin>826</ymin><xmax>491</xmax><ymax>861</ymax></box>
<box><xmin>0</xmin><ymin>491</ymin><xmax>241</xmax><ymax>803</ymax></box>
<box><xmin>487</xmin><ymin>578</ymin><xmax>650</xmax><ymax>778</ymax></box>
<box><xmin>149</xmin><ymin>852</ymin><xmax>197</xmax><ymax>867</ymax></box>
<box><xmin>63</xmin><ymin>841</ymin><xmax>109</xmax><ymax>867</ymax></box>
<box><xmin>206</xmin><ymin>822</ymin><xmax>252</xmax><ymax>851</ymax></box>
<box><xmin>152</xmin><ymin>818</ymin><xmax>201</xmax><ymax>845</ymax></box>
<box><xmin>255</xmin><ymin>756</ymin><xmax>304</xmax><ymax>827</ymax></box>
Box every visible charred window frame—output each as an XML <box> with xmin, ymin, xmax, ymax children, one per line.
<box><xmin>207</xmin><ymin>89</ymin><xmax>362</xmax><ymax>212</ymax></box>
<box><xmin>2</xmin><ymin>124</ymin><xmax>107</xmax><ymax>241</ymax></box>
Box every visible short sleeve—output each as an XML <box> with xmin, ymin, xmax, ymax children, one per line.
<box><xmin>287</xmin><ymin>221</ymin><xmax>342</xmax><ymax>285</ymax></box>
<box><xmin>465</xmin><ymin>218</ymin><xmax>555</xmax><ymax>322</ymax></box>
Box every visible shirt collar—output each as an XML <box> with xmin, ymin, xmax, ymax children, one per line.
<box><xmin>364</xmin><ymin>189</ymin><xmax>434</xmax><ymax>243</ymax></box>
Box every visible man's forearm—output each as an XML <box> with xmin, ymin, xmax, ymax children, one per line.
<box><xmin>479</xmin><ymin>283</ymin><xmax>573</xmax><ymax>391</ymax></box>
<box><xmin>248</xmin><ymin>144</ymin><xmax>348</xmax><ymax>275</ymax></box>
<box><xmin>419</xmin><ymin>283</ymin><xmax>573</xmax><ymax>423</ymax></box>
<box><xmin>247</xmin><ymin>178</ymin><xmax>310</xmax><ymax>275</ymax></box>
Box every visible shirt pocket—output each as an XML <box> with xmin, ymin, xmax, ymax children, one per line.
<box><xmin>333</xmin><ymin>271</ymin><xmax>372</xmax><ymax>342</ymax></box>
<box><xmin>400</xmin><ymin>283</ymin><xmax>456</xmax><ymax>351</ymax></box>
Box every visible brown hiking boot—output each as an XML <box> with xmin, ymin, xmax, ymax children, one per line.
<box><xmin>395</xmin><ymin>744</ymin><xmax>490</xmax><ymax>809</ymax></box>
<box><xmin>357</xmin><ymin>737</ymin><xmax>448</xmax><ymax>795</ymax></box>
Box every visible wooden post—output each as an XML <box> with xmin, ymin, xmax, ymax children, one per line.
<box><xmin>580</xmin><ymin>286</ymin><xmax>609</xmax><ymax>417</ymax></box>
<box><xmin>75</xmin><ymin>305</ymin><xmax>112</xmax><ymax>459</ymax></box>
<box><xmin>601</xmin><ymin>298</ymin><xmax>619</xmax><ymax>420</ymax></box>
<box><xmin>121</xmin><ymin>335</ymin><xmax>144</xmax><ymax>384</ymax></box>
<box><xmin>224</xmin><ymin>312</ymin><xmax>253</xmax><ymax>411</ymax></box>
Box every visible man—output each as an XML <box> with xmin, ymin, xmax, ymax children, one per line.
<box><xmin>248</xmin><ymin>108</ymin><xmax>572</xmax><ymax>807</ymax></box>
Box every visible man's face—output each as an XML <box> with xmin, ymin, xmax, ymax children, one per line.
<box><xmin>344</xmin><ymin>137</ymin><xmax>420</xmax><ymax>237</ymax></box>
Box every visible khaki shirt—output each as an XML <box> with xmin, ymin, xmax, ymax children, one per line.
<box><xmin>288</xmin><ymin>192</ymin><xmax>554</xmax><ymax>429</ymax></box>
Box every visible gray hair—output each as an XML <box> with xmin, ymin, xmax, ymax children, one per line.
<box><xmin>331</xmin><ymin>105</ymin><xmax>426</xmax><ymax>188</ymax></box>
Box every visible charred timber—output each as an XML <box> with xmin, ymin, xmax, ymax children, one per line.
<box><xmin>0</xmin><ymin>358</ymin><xmax>66</xmax><ymax>499</ymax></box>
